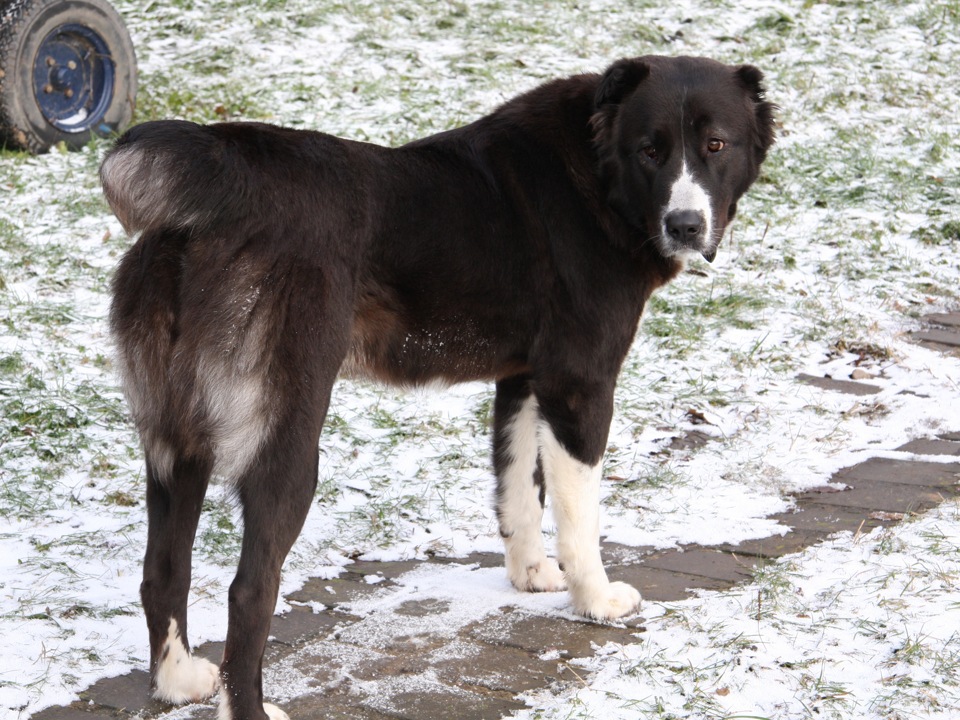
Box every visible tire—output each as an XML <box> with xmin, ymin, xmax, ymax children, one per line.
<box><xmin>0</xmin><ymin>0</ymin><xmax>137</xmax><ymax>153</ymax></box>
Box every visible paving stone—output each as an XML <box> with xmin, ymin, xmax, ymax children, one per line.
<box><xmin>797</xmin><ymin>373</ymin><xmax>882</xmax><ymax>395</ymax></box>
<box><xmin>270</xmin><ymin>604</ymin><xmax>343</xmax><ymax>646</ymax></box>
<box><xmin>287</xmin><ymin>574</ymin><xmax>389</xmax><ymax>607</ymax></box>
<box><xmin>331</xmin><ymin>603</ymin><xmax>461</xmax><ymax>651</ymax></box>
<box><xmin>279</xmin><ymin>638</ymin><xmax>389</xmax><ymax>688</ymax></box>
<box><xmin>609</xmin><ymin>563</ymin><xmax>736</xmax><ymax>601</ymax></box>
<box><xmin>433</xmin><ymin>640</ymin><xmax>566</xmax><ymax>694</ymax></box>
<box><xmin>767</xmin><ymin>504</ymin><xmax>891</xmax><ymax>535</ymax></box>
<box><xmin>347</xmin><ymin>559</ymin><xmax>424</xmax><ymax>579</ymax></box>
<box><xmin>281</xmin><ymin>693</ymin><xmax>396</xmax><ymax>719</ymax></box>
<box><xmin>429</xmin><ymin>551</ymin><xmax>503</xmax><ymax>569</ymax></box>
<box><xmin>345</xmin><ymin>643</ymin><xmax>448</xmax><ymax>682</ymax></box>
<box><xmin>717</xmin><ymin>529</ymin><xmax>828</xmax><ymax>558</ymax></box>
<box><xmin>601</xmin><ymin>542</ymin><xmax>657</xmax><ymax>565</ymax></box>
<box><xmin>393</xmin><ymin>598</ymin><xmax>451</xmax><ymax>617</ymax></box>
<box><xmin>895</xmin><ymin>438</ymin><xmax>960</xmax><ymax>456</ymax></box>
<box><xmin>796</xmin><ymin>478</ymin><xmax>947</xmax><ymax>515</ymax></box>
<box><xmin>386</xmin><ymin>632</ymin><xmax>456</xmax><ymax>657</ymax></box>
<box><xmin>835</xmin><ymin>458</ymin><xmax>960</xmax><ymax>487</ymax></box>
<box><xmin>909</xmin><ymin>329</ymin><xmax>960</xmax><ymax>347</ymax></box>
<box><xmin>31</xmin><ymin>706</ymin><xmax>111</xmax><ymax>720</ymax></box>
<box><xmin>373</xmin><ymin>684</ymin><xmax>527</xmax><ymax>720</ymax></box>
<box><xmin>465</xmin><ymin>607</ymin><xmax>641</xmax><ymax>657</ymax></box>
<box><xmin>78</xmin><ymin>669</ymin><xmax>158</xmax><ymax>713</ymax></box>
<box><xmin>171</xmin><ymin>706</ymin><xmax>217</xmax><ymax>719</ymax></box>
<box><xmin>913</xmin><ymin>341</ymin><xmax>960</xmax><ymax>356</ymax></box>
<box><xmin>193</xmin><ymin>640</ymin><xmax>225</xmax><ymax>667</ymax></box>
<box><xmin>924</xmin><ymin>312</ymin><xmax>960</xmax><ymax>327</ymax></box>
<box><xmin>639</xmin><ymin>547</ymin><xmax>762</xmax><ymax>582</ymax></box>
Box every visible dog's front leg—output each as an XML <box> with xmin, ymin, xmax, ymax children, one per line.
<box><xmin>535</xmin><ymin>387</ymin><xmax>641</xmax><ymax>620</ymax></box>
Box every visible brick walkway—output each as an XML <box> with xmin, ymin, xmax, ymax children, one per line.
<box><xmin>33</xmin><ymin>311</ymin><xmax>960</xmax><ymax>720</ymax></box>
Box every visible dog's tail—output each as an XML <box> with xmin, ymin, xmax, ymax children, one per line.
<box><xmin>104</xmin><ymin>121</ymin><xmax>286</xmax><ymax>484</ymax></box>
<box><xmin>100</xmin><ymin>120</ymin><xmax>252</xmax><ymax>236</ymax></box>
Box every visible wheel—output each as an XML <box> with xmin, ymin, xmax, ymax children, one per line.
<box><xmin>0</xmin><ymin>0</ymin><xmax>137</xmax><ymax>153</ymax></box>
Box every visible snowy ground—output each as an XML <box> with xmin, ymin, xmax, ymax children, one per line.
<box><xmin>1</xmin><ymin>0</ymin><xmax>959</xmax><ymax>718</ymax></box>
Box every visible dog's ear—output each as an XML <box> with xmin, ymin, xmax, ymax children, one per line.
<box><xmin>735</xmin><ymin>64</ymin><xmax>766</xmax><ymax>102</ymax></box>
<box><xmin>595</xmin><ymin>59</ymin><xmax>650</xmax><ymax>108</ymax></box>
<box><xmin>735</xmin><ymin>64</ymin><xmax>777</xmax><ymax>160</ymax></box>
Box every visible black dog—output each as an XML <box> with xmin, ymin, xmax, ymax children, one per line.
<box><xmin>102</xmin><ymin>55</ymin><xmax>774</xmax><ymax>719</ymax></box>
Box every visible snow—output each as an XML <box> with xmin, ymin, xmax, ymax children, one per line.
<box><xmin>517</xmin><ymin>502</ymin><xmax>960</xmax><ymax>719</ymax></box>
<box><xmin>1</xmin><ymin>0</ymin><xmax>959</xmax><ymax>717</ymax></box>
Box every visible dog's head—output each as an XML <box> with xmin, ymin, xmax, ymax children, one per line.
<box><xmin>593</xmin><ymin>56</ymin><xmax>776</xmax><ymax>263</ymax></box>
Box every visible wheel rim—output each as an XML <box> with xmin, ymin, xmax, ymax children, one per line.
<box><xmin>31</xmin><ymin>23</ymin><xmax>116</xmax><ymax>134</ymax></box>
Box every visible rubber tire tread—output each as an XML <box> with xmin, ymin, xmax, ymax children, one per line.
<box><xmin>0</xmin><ymin>0</ymin><xmax>137</xmax><ymax>153</ymax></box>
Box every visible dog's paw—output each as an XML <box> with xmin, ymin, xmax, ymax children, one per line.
<box><xmin>573</xmin><ymin>580</ymin><xmax>641</xmax><ymax>621</ymax></box>
<box><xmin>264</xmin><ymin>703</ymin><xmax>290</xmax><ymax>720</ymax></box>
<box><xmin>154</xmin><ymin>653</ymin><xmax>220</xmax><ymax>704</ymax></box>
<box><xmin>509</xmin><ymin>557</ymin><xmax>567</xmax><ymax>593</ymax></box>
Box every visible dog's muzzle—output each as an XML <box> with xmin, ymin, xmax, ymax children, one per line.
<box><xmin>663</xmin><ymin>209</ymin><xmax>715</xmax><ymax>262</ymax></box>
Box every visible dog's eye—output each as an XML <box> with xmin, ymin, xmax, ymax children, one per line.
<box><xmin>707</xmin><ymin>139</ymin><xmax>725</xmax><ymax>153</ymax></box>
<box><xmin>640</xmin><ymin>145</ymin><xmax>658</xmax><ymax>162</ymax></box>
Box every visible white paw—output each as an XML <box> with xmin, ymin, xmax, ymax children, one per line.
<box><xmin>572</xmin><ymin>580</ymin><xmax>641</xmax><ymax>621</ymax></box>
<box><xmin>508</xmin><ymin>556</ymin><xmax>568</xmax><ymax>592</ymax></box>
<box><xmin>264</xmin><ymin>704</ymin><xmax>290</xmax><ymax>720</ymax></box>
<box><xmin>154</xmin><ymin>653</ymin><xmax>220</xmax><ymax>704</ymax></box>
<box><xmin>153</xmin><ymin>619</ymin><xmax>219</xmax><ymax>704</ymax></box>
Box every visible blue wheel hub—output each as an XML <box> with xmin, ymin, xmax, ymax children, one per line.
<box><xmin>32</xmin><ymin>23</ymin><xmax>115</xmax><ymax>133</ymax></box>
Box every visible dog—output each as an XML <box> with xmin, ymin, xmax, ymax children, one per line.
<box><xmin>101</xmin><ymin>55</ymin><xmax>774</xmax><ymax>720</ymax></box>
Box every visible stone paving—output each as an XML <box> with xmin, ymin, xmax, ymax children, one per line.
<box><xmin>32</xmin><ymin>311</ymin><xmax>960</xmax><ymax>720</ymax></box>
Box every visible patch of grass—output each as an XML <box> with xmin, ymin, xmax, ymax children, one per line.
<box><xmin>643</xmin><ymin>281</ymin><xmax>771</xmax><ymax>355</ymax></box>
<box><xmin>828</xmin><ymin>339</ymin><xmax>894</xmax><ymax>365</ymax></box>
<box><xmin>197</xmin><ymin>496</ymin><xmax>242</xmax><ymax>561</ymax></box>
<box><xmin>134</xmin><ymin>71</ymin><xmax>272</xmax><ymax>123</ymax></box>
<box><xmin>912</xmin><ymin>219</ymin><xmax>960</xmax><ymax>246</ymax></box>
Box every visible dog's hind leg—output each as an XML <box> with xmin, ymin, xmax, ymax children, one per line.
<box><xmin>216</xmin><ymin>414</ymin><xmax>327</xmax><ymax>720</ymax></box>
<box><xmin>110</xmin><ymin>226</ymin><xmax>221</xmax><ymax>703</ymax></box>
<box><xmin>142</xmin><ymin>449</ymin><xmax>221</xmax><ymax>703</ymax></box>
<box><xmin>216</xmin><ymin>271</ymin><xmax>351</xmax><ymax>720</ymax></box>
<box><xmin>494</xmin><ymin>375</ymin><xmax>566</xmax><ymax>593</ymax></box>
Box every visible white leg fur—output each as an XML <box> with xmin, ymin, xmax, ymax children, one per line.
<box><xmin>217</xmin><ymin>695</ymin><xmax>290</xmax><ymax>720</ymax></box>
<box><xmin>499</xmin><ymin>396</ymin><xmax>566</xmax><ymax>592</ymax></box>
<box><xmin>538</xmin><ymin>425</ymin><xmax>641</xmax><ymax>620</ymax></box>
<box><xmin>154</xmin><ymin>618</ymin><xmax>220</xmax><ymax>703</ymax></box>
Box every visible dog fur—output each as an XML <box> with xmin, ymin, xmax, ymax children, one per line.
<box><xmin>102</xmin><ymin>55</ymin><xmax>774</xmax><ymax>719</ymax></box>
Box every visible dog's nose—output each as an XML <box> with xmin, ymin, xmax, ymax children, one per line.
<box><xmin>664</xmin><ymin>210</ymin><xmax>703</xmax><ymax>242</ymax></box>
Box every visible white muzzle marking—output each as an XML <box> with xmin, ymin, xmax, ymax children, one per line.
<box><xmin>660</xmin><ymin>161</ymin><xmax>714</xmax><ymax>259</ymax></box>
